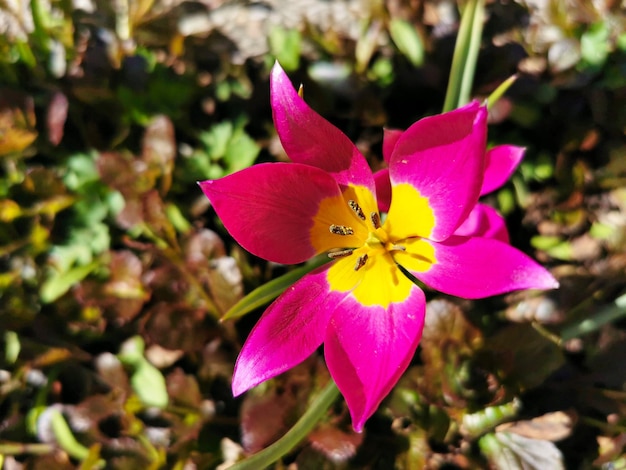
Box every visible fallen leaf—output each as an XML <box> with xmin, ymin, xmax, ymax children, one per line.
<box><xmin>496</xmin><ymin>411</ymin><xmax>577</xmax><ymax>442</ymax></box>
<box><xmin>480</xmin><ymin>431</ymin><xmax>565</xmax><ymax>470</ymax></box>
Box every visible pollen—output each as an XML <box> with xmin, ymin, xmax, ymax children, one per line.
<box><xmin>370</xmin><ymin>212</ymin><xmax>381</xmax><ymax>229</ymax></box>
<box><xmin>348</xmin><ymin>200</ymin><xmax>366</xmax><ymax>220</ymax></box>
<box><xmin>328</xmin><ymin>248</ymin><xmax>355</xmax><ymax>259</ymax></box>
<box><xmin>330</xmin><ymin>224</ymin><xmax>354</xmax><ymax>235</ymax></box>
<box><xmin>354</xmin><ymin>253</ymin><xmax>368</xmax><ymax>271</ymax></box>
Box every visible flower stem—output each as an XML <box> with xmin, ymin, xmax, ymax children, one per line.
<box><xmin>443</xmin><ymin>0</ymin><xmax>486</xmax><ymax>112</ymax></box>
<box><xmin>230</xmin><ymin>380</ymin><xmax>340</xmax><ymax>470</ymax></box>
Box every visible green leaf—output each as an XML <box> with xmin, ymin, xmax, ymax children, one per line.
<box><xmin>222</xmin><ymin>255</ymin><xmax>329</xmax><ymax>321</ymax></box>
<box><xmin>200</xmin><ymin>121</ymin><xmax>232</xmax><ymax>161</ymax></box>
<box><xmin>14</xmin><ymin>41</ymin><xmax>37</xmax><ymax>69</ymax></box>
<box><xmin>580</xmin><ymin>22</ymin><xmax>610</xmax><ymax>68</ymax></box>
<box><xmin>166</xmin><ymin>203</ymin><xmax>191</xmax><ymax>233</ymax></box>
<box><xmin>40</xmin><ymin>261</ymin><xmax>99</xmax><ymax>303</ymax></box>
<box><xmin>4</xmin><ymin>331</ymin><xmax>20</xmax><ymax>364</ymax></box>
<box><xmin>131</xmin><ymin>359</ymin><xmax>169</xmax><ymax>409</ymax></box>
<box><xmin>118</xmin><ymin>335</ymin><xmax>146</xmax><ymax>366</ymax></box>
<box><xmin>224</xmin><ymin>126</ymin><xmax>261</xmax><ymax>174</ymax></box>
<box><xmin>269</xmin><ymin>26</ymin><xmax>301</xmax><ymax>72</ymax></box>
<box><xmin>63</xmin><ymin>152</ymin><xmax>100</xmax><ymax>191</ymax></box>
<box><xmin>49</xmin><ymin>409</ymin><xmax>91</xmax><ymax>461</ymax></box>
<box><xmin>618</xmin><ymin>32</ymin><xmax>626</xmax><ymax>51</ymax></box>
<box><xmin>388</xmin><ymin>19</ymin><xmax>424</xmax><ymax>67</ymax></box>
<box><xmin>541</xmin><ymin>241</ymin><xmax>573</xmax><ymax>261</ymax></box>
<box><xmin>443</xmin><ymin>0</ymin><xmax>486</xmax><ymax>112</ymax></box>
<box><xmin>486</xmin><ymin>75</ymin><xmax>518</xmax><ymax>110</ymax></box>
<box><xmin>195</xmin><ymin>118</ymin><xmax>260</xmax><ymax>177</ymax></box>
<box><xmin>367</xmin><ymin>57</ymin><xmax>394</xmax><ymax>87</ymax></box>
<box><xmin>589</xmin><ymin>221</ymin><xmax>614</xmax><ymax>240</ymax></box>
<box><xmin>530</xmin><ymin>235</ymin><xmax>563</xmax><ymax>251</ymax></box>
<box><xmin>119</xmin><ymin>336</ymin><xmax>169</xmax><ymax>409</ymax></box>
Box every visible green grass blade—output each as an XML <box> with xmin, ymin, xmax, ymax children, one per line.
<box><xmin>560</xmin><ymin>292</ymin><xmax>626</xmax><ymax>341</ymax></box>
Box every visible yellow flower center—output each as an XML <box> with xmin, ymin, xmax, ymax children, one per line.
<box><xmin>310</xmin><ymin>184</ymin><xmax>436</xmax><ymax>308</ymax></box>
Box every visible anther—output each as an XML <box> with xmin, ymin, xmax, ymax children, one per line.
<box><xmin>348</xmin><ymin>200</ymin><xmax>366</xmax><ymax>220</ymax></box>
<box><xmin>328</xmin><ymin>248</ymin><xmax>354</xmax><ymax>259</ymax></box>
<box><xmin>370</xmin><ymin>212</ymin><xmax>381</xmax><ymax>229</ymax></box>
<box><xmin>329</xmin><ymin>224</ymin><xmax>354</xmax><ymax>236</ymax></box>
<box><xmin>354</xmin><ymin>254</ymin><xmax>368</xmax><ymax>271</ymax></box>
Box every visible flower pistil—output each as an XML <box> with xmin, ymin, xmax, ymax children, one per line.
<box><xmin>318</xmin><ymin>189</ymin><xmax>434</xmax><ymax>306</ymax></box>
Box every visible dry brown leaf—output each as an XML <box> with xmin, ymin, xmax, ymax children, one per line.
<box><xmin>307</xmin><ymin>424</ymin><xmax>363</xmax><ymax>463</ymax></box>
<box><xmin>166</xmin><ymin>368</ymin><xmax>203</xmax><ymax>409</ymax></box>
<box><xmin>0</xmin><ymin>91</ymin><xmax>37</xmax><ymax>156</ymax></box>
<box><xmin>496</xmin><ymin>410</ymin><xmax>577</xmax><ymax>442</ymax></box>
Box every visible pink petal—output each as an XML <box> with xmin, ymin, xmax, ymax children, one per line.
<box><xmin>481</xmin><ymin>145</ymin><xmax>525</xmax><ymax>196</ymax></box>
<box><xmin>199</xmin><ymin>162</ymin><xmax>343</xmax><ymax>264</ymax></box>
<box><xmin>270</xmin><ymin>62</ymin><xmax>375</xmax><ymax>191</ymax></box>
<box><xmin>382</xmin><ymin>128</ymin><xmax>403</xmax><ymax>163</ymax></box>
<box><xmin>413</xmin><ymin>236</ymin><xmax>559</xmax><ymax>299</ymax></box>
<box><xmin>454</xmin><ymin>203</ymin><xmax>509</xmax><ymax>243</ymax></box>
<box><xmin>232</xmin><ymin>267</ymin><xmax>341</xmax><ymax>395</ymax></box>
<box><xmin>387</xmin><ymin>102</ymin><xmax>488</xmax><ymax>242</ymax></box>
<box><xmin>324</xmin><ymin>286</ymin><xmax>426</xmax><ymax>432</ymax></box>
<box><xmin>374</xmin><ymin>168</ymin><xmax>392</xmax><ymax>213</ymax></box>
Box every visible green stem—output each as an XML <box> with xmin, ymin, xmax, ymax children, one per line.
<box><xmin>531</xmin><ymin>321</ymin><xmax>563</xmax><ymax>347</ymax></box>
<box><xmin>459</xmin><ymin>0</ymin><xmax>485</xmax><ymax>106</ymax></box>
<box><xmin>230</xmin><ymin>380</ymin><xmax>340</xmax><ymax>470</ymax></box>
<box><xmin>442</xmin><ymin>0</ymin><xmax>486</xmax><ymax>112</ymax></box>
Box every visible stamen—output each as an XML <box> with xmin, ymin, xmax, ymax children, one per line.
<box><xmin>370</xmin><ymin>212</ymin><xmax>381</xmax><ymax>229</ymax></box>
<box><xmin>391</xmin><ymin>244</ymin><xmax>406</xmax><ymax>251</ymax></box>
<box><xmin>354</xmin><ymin>253</ymin><xmax>368</xmax><ymax>271</ymax></box>
<box><xmin>329</xmin><ymin>224</ymin><xmax>354</xmax><ymax>236</ymax></box>
<box><xmin>328</xmin><ymin>248</ymin><xmax>354</xmax><ymax>259</ymax></box>
<box><xmin>348</xmin><ymin>200</ymin><xmax>366</xmax><ymax>220</ymax></box>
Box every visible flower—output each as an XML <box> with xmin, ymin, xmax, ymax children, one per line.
<box><xmin>374</xmin><ymin>130</ymin><xmax>526</xmax><ymax>243</ymax></box>
<box><xmin>198</xmin><ymin>62</ymin><xmax>559</xmax><ymax>431</ymax></box>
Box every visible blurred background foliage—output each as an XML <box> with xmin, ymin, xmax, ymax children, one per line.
<box><xmin>0</xmin><ymin>0</ymin><xmax>625</xmax><ymax>468</ymax></box>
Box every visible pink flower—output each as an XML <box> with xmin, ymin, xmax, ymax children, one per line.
<box><xmin>375</xmin><ymin>130</ymin><xmax>526</xmax><ymax>243</ymax></box>
<box><xmin>199</xmin><ymin>63</ymin><xmax>558</xmax><ymax>432</ymax></box>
